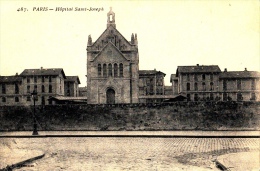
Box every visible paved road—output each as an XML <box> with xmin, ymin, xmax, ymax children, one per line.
<box><xmin>1</xmin><ymin>130</ymin><xmax>259</xmax><ymax>136</ymax></box>
<box><xmin>4</xmin><ymin>137</ymin><xmax>258</xmax><ymax>171</ymax></box>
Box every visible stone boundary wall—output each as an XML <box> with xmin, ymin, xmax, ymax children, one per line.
<box><xmin>0</xmin><ymin>102</ymin><xmax>259</xmax><ymax>131</ymax></box>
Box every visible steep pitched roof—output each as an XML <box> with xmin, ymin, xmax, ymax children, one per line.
<box><xmin>20</xmin><ymin>68</ymin><xmax>66</xmax><ymax>79</ymax></box>
<box><xmin>91</xmin><ymin>41</ymin><xmax>130</xmax><ymax>62</ymax></box>
<box><xmin>65</xmin><ymin>76</ymin><xmax>81</xmax><ymax>84</ymax></box>
<box><xmin>90</xmin><ymin>25</ymin><xmax>133</xmax><ymax>48</ymax></box>
<box><xmin>0</xmin><ymin>76</ymin><xmax>22</xmax><ymax>83</ymax></box>
<box><xmin>220</xmin><ymin>71</ymin><xmax>260</xmax><ymax>78</ymax></box>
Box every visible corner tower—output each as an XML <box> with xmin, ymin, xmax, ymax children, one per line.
<box><xmin>86</xmin><ymin>8</ymin><xmax>139</xmax><ymax>104</ymax></box>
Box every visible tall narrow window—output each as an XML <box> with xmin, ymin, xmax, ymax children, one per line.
<box><xmin>49</xmin><ymin>76</ymin><xmax>52</xmax><ymax>83</ymax></box>
<box><xmin>114</xmin><ymin>64</ymin><xmax>118</xmax><ymax>77</ymax></box>
<box><xmin>223</xmin><ymin>93</ymin><xmax>228</xmax><ymax>101</ymax></box>
<box><xmin>42</xmin><ymin>85</ymin><xmax>45</xmax><ymax>93</ymax></box>
<box><xmin>210</xmin><ymin>74</ymin><xmax>213</xmax><ymax>81</ymax></box>
<box><xmin>202</xmin><ymin>74</ymin><xmax>205</xmax><ymax>81</ymax></box>
<box><xmin>210</xmin><ymin>93</ymin><xmax>214</xmax><ymax>100</ymax></box>
<box><xmin>98</xmin><ymin>64</ymin><xmax>101</xmax><ymax>76</ymax></box>
<box><xmin>187</xmin><ymin>94</ymin><xmax>191</xmax><ymax>101</ymax></box>
<box><xmin>251</xmin><ymin>93</ymin><xmax>256</xmax><ymax>100</ymax></box>
<box><xmin>194</xmin><ymin>94</ymin><xmax>199</xmax><ymax>101</ymax></box>
<box><xmin>27</xmin><ymin>96</ymin><xmax>31</xmax><ymax>101</ymax></box>
<box><xmin>194</xmin><ymin>74</ymin><xmax>198</xmax><ymax>81</ymax></box>
<box><xmin>202</xmin><ymin>82</ymin><xmax>206</xmax><ymax>91</ymax></box>
<box><xmin>27</xmin><ymin>77</ymin><xmax>30</xmax><ymax>83</ymax></box>
<box><xmin>237</xmin><ymin>92</ymin><xmax>243</xmax><ymax>101</ymax></box>
<box><xmin>194</xmin><ymin>82</ymin><xmax>198</xmax><ymax>91</ymax></box>
<box><xmin>34</xmin><ymin>76</ymin><xmax>37</xmax><ymax>83</ymax></box>
<box><xmin>119</xmin><ymin>63</ymin><xmax>123</xmax><ymax>77</ymax></box>
<box><xmin>2</xmin><ymin>97</ymin><xmax>6</xmax><ymax>102</ymax></box>
<box><xmin>223</xmin><ymin>80</ymin><xmax>227</xmax><ymax>91</ymax></box>
<box><xmin>103</xmin><ymin>64</ymin><xmax>107</xmax><ymax>77</ymax></box>
<box><xmin>186</xmin><ymin>83</ymin><xmax>190</xmax><ymax>91</ymax></box>
<box><xmin>34</xmin><ymin>85</ymin><xmax>37</xmax><ymax>92</ymax></box>
<box><xmin>108</xmin><ymin>63</ymin><xmax>112</xmax><ymax>76</ymax></box>
<box><xmin>237</xmin><ymin>79</ymin><xmax>241</xmax><ymax>90</ymax></box>
<box><xmin>251</xmin><ymin>79</ymin><xmax>255</xmax><ymax>90</ymax></box>
<box><xmin>27</xmin><ymin>85</ymin><xmax>30</xmax><ymax>93</ymax></box>
<box><xmin>15</xmin><ymin>97</ymin><xmax>19</xmax><ymax>102</ymax></box>
<box><xmin>15</xmin><ymin>84</ymin><xmax>19</xmax><ymax>94</ymax></box>
<box><xmin>2</xmin><ymin>84</ymin><xmax>6</xmax><ymax>94</ymax></box>
<box><xmin>187</xmin><ymin>74</ymin><xmax>190</xmax><ymax>81</ymax></box>
<box><xmin>49</xmin><ymin>85</ymin><xmax>52</xmax><ymax>93</ymax></box>
<box><xmin>42</xmin><ymin>76</ymin><xmax>44</xmax><ymax>83</ymax></box>
<box><xmin>210</xmin><ymin>82</ymin><xmax>214</xmax><ymax>90</ymax></box>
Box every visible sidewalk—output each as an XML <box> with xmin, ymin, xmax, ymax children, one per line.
<box><xmin>0</xmin><ymin>130</ymin><xmax>259</xmax><ymax>137</ymax></box>
<box><xmin>217</xmin><ymin>151</ymin><xmax>259</xmax><ymax>171</ymax></box>
<box><xmin>0</xmin><ymin>143</ymin><xmax>44</xmax><ymax>170</ymax></box>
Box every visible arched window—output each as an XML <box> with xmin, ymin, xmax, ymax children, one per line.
<box><xmin>108</xmin><ymin>63</ymin><xmax>112</xmax><ymax>76</ymax></box>
<box><xmin>98</xmin><ymin>64</ymin><xmax>101</xmax><ymax>76</ymax></box>
<box><xmin>186</xmin><ymin>83</ymin><xmax>190</xmax><ymax>91</ymax></box>
<box><xmin>119</xmin><ymin>63</ymin><xmax>123</xmax><ymax>77</ymax></box>
<box><xmin>114</xmin><ymin>64</ymin><xmax>118</xmax><ymax>77</ymax></box>
<box><xmin>103</xmin><ymin>64</ymin><xmax>107</xmax><ymax>77</ymax></box>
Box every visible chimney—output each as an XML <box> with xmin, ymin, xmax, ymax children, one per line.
<box><xmin>244</xmin><ymin>68</ymin><xmax>247</xmax><ymax>71</ymax></box>
<box><xmin>15</xmin><ymin>73</ymin><xmax>18</xmax><ymax>76</ymax></box>
<box><xmin>224</xmin><ymin>68</ymin><xmax>227</xmax><ymax>72</ymax></box>
<box><xmin>197</xmin><ymin>64</ymin><xmax>199</xmax><ymax>66</ymax></box>
<box><xmin>41</xmin><ymin>67</ymin><xmax>43</xmax><ymax>70</ymax></box>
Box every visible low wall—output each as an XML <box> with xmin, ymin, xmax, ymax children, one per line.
<box><xmin>0</xmin><ymin>102</ymin><xmax>259</xmax><ymax>131</ymax></box>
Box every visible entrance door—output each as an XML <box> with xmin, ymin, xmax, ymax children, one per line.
<box><xmin>106</xmin><ymin>88</ymin><xmax>115</xmax><ymax>104</ymax></box>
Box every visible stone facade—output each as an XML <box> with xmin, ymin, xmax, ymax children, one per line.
<box><xmin>0</xmin><ymin>74</ymin><xmax>23</xmax><ymax>106</ymax></box>
<box><xmin>87</xmin><ymin>8</ymin><xmax>139</xmax><ymax>104</ymax></box>
<box><xmin>0</xmin><ymin>68</ymin><xmax>81</xmax><ymax>106</ymax></box>
<box><xmin>171</xmin><ymin>65</ymin><xmax>260</xmax><ymax>101</ymax></box>
<box><xmin>64</xmin><ymin>76</ymin><xmax>80</xmax><ymax>97</ymax></box>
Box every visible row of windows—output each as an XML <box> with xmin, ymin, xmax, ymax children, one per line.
<box><xmin>186</xmin><ymin>92</ymin><xmax>256</xmax><ymax>101</ymax></box>
<box><xmin>2</xmin><ymin>96</ymin><xmax>52</xmax><ymax>105</ymax></box>
<box><xmin>1</xmin><ymin>84</ymin><xmax>19</xmax><ymax>94</ymax></box>
<box><xmin>98</xmin><ymin>63</ymin><xmax>123</xmax><ymax>77</ymax></box>
<box><xmin>186</xmin><ymin>82</ymin><xmax>214</xmax><ymax>91</ymax></box>
<box><xmin>27</xmin><ymin>76</ymin><xmax>54</xmax><ymax>83</ymax></box>
<box><xmin>223</xmin><ymin>79</ymin><xmax>256</xmax><ymax>91</ymax></box>
<box><xmin>183</xmin><ymin>74</ymin><xmax>214</xmax><ymax>81</ymax></box>
<box><xmin>27</xmin><ymin>85</ymin><xmax>52</xmax><ymax>93</ymax></box>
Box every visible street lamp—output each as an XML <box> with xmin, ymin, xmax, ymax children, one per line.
<box><xmin>31</xmin><ymin>90</ymin><xmax>38</xmax><ymax>135</ymax></box>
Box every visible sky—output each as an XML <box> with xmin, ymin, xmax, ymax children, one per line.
<box><xmin>0</xmin><ymin>0</ymin><xmax>259</xmax><ymax>86</ymax></box>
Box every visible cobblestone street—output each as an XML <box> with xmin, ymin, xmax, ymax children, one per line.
<box><xmin>2</xmin><ymin>137</ymin><xmax>258</xmax><ymax>171</ymax></box>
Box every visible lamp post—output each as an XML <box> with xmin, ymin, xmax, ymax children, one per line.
<box><xmin>31</xmin><ymin>90</ymin><xmax>38</xmax><ymax>135</ymax></box>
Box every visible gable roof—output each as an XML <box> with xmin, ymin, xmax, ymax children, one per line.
<box><xmin>90</xmin><ymin>25</ymin><xmax>133</xmax><ymax>48</ymax></box>
<box><xmin>139</xmin><ymin>70</ymin><xmax>166</xmax><ymax>76</ymax></box>
<box><xmin>176</xmin><ymin>65</ymin><xmax>221</xmax><ymax>76</ymax></box>
<box><xmin>220</xmin><ymin>71</ymin><xmax>260</xmax><ymax>79</ymax></box>
<box><xmin>0</xmin><ymin>76</ymin><xmax>22</xmax><ymax>83</ymax></box>
<box><xmin>20</xmin><ymin>68</ymin><xmax>66</xmax><ymax>79</ymax></box>
<box><xmin>91</xmin><ymin>41</ymin><xmax>130</xmax><ymax>62</ymax></box>
<box><xmin>65</xmin><ymin>76</ymin><xmax>81</xmax><ymax>84</ymax></box>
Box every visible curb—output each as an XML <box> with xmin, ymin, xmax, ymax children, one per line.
<box><xmin>0</xmin><ymin>153</ymin><xmax>45</xmax><ymax>171</ymax></box>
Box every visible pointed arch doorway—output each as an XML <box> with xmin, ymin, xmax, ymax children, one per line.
<box><xmin>106</xmin><ymin>88</ymin><xmax>115</xmax><ymax>104</ymax></box>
